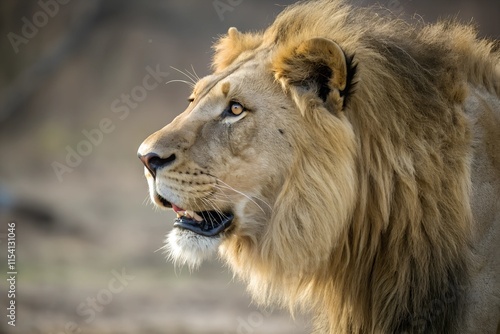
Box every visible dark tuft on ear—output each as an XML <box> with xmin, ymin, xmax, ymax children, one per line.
<box><xmin>314</xmin><ymin>63</ymin><xmax>333</xmax><ymax>102</ymax></box>
<box><xmin>339</xmin><ymin>53</ymin><xmax>357</xmax><ymax>108</ymax></box>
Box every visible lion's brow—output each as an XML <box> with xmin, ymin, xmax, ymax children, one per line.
<box><xmin>221</xmin><ymin>82</ymin><xmax>230</xmax><ymax>97</ymax></box>
<box><xmin>196</xmin><ymin>50</ymin><xmax>260</xmax><ymax>101</ymax></box>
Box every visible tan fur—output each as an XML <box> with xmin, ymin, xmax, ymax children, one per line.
<box><xmin>139</xmin><ymin>1</ymin><xmax>500</xmax><ymax>333</ymax></box>
<box><xmin>213</xmin><ymin>27</ymin><xmax>262</xmax><ymax>72</ymax></box>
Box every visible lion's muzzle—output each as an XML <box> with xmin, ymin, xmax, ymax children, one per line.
<box><xmin>138</xmin><ymin>138</ymin><xmax>234</xmax><ymax>238</ymax></box>
<box><xmin>138</xmin><ymin>152</ymin><xmax>176</xmax><ymax>179</ymax></box>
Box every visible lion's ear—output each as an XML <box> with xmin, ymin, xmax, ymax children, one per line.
<box><xmin>273</xmin><ymin>38</ymin><xmax>355</xmax><ymax>113</ymax></box>
<box><xmin>212</xmin><ymin>27</ymin><xmax>262</xmax><ymax>72</ymax></box>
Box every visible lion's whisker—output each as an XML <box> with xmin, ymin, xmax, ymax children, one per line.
<box><xmin>205</xmin><ymin>197</ymin><xmax>229</xmax><ymax>221</ymax></box>
<box><xmin>210</xmin><ymin>201</ymin><xmax>229</xmax><ymax>224</ymax></box>
<box><xmin>199</xmin><ymin>198</ymin><xmax>219</xmax><ymax>229</ymax></box>
<box><xmin>142</xmin><ymin>195</ymin><xmax>152</xmax><ymax>206</ymax></box>
<box><xmin>213</xmin><ymin>180</ymin><xmax>273</xmax><ymax>213</ymax></box>
<box><xmin>213</xmin><ymin>184</ymin><xmax>267</xmax><ymax>215</ymax></box>
<box><xmin>170</xmin><ymin>66</ymin><xmax>198</xmax><ymax>84</ymax></box>
<box><xmin>165</xmin><ymin>79</ymin><xmax>195</xmax><ymax>88</ymax></box>
<box><xmin>214</xmin><ymin>180</ymin><xmax>273</xmax><ymax>211</ymax></box>
<box><xmin>207</xmin><ymin>195</ymin><xmax>234</xmax><ymax>206</ymax></box>
<box><xmin>189</xmin><ymin>64</ymin><xmax>201</xmax><ymax>81</ymax></box>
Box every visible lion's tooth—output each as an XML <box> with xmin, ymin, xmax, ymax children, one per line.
<box><xmin>176</xmin><ymin>212</ymin><xmax>182</xmax><ymax>218</ymax></box>
<box><xmin>192</xmin><ymin>211</ymin><xmax>203</xmax><ymax>222</ymax></box>
<box><xmin>185</xmin><ymin>210</ymin><xmax>195</xmax><ymax>219</ymax></box>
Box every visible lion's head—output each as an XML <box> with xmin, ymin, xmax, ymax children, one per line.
<box><xmin>138</xmin><ymin>0</ymin><xmax>500</xmax><ymax>332</ymax></box>
<box><xmin>138</xmin><ymin>27</ymin><xmax>358</xmax><ymax>271</ymax></box>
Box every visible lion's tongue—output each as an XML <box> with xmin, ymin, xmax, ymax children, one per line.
<box><xmin>172</xmin><ymin>204</ymin><xmax>184</xmax><ymax>213</ymax></box>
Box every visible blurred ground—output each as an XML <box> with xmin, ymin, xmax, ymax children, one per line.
<box><xmin>0</xmin><ymin>1</ymin><xmax>498</xmax><ymax>333</ymax></box>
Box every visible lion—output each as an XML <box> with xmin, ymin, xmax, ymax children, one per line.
<box><xmin>137</xmin><ymin>0</ymin><xmax>500</xmax><ymax>333</ymax></box>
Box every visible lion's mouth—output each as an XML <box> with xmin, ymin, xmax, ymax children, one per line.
<box><xmin>159</xmin><ymin>196</ymin><xmax>233</xmax><ymax>237</ymax></box>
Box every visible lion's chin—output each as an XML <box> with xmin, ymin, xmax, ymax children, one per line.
<box><xmin>166</xmin><ymin>228</ymin><xmax>222</xmax><ymax>268</ymax></box>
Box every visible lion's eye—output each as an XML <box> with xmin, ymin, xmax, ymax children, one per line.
<box><xmin>229</xmin><ymin>102</ymin><xmax>244</xmax><ymax>116</ymax></box>
<box><xmin>222</xmin><ymin>101</ymin><xmax>248</xmax><ymax>124</ymax></box>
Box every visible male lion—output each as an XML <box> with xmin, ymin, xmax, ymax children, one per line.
<box><xmin>138</xmin><ymin>0</ymin><xmax>500</xmax><ymax>333</ymax></box>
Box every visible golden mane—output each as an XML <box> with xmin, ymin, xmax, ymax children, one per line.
<box><xmin>214</xmin><ymin>1</ymin><xmax>500</xmax><ymax>333</ymax></box>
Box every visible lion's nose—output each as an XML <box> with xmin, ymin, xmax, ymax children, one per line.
<box><xmin>138</xmin><ymin>152</ymin><xmax>176</xmax><ymax>178</ymax></box>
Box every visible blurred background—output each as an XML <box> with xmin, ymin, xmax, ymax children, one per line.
<box><xmin>0</xmin><ymin>0</ymin><xmax>498</xmax><ymax>333</ymax></box>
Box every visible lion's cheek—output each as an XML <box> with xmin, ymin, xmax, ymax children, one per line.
<box><xmin>227</xmin><ymin>118</ymin><xmax>258</xmax><ymax>157</ymax></box>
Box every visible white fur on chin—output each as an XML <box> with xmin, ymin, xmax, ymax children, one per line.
<box><xmin>166</xmin><ymin>228</ymin><xmax>222</xmax><ymax>268</ymax></box>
